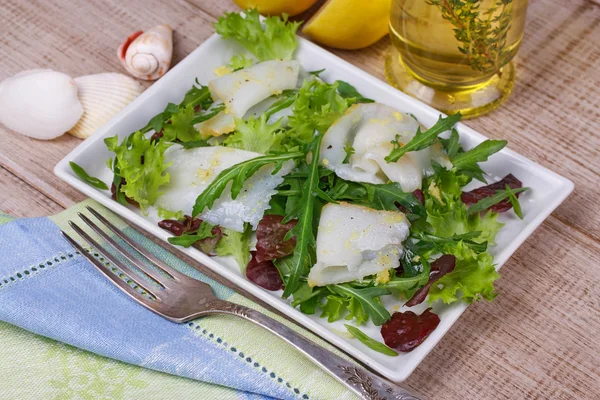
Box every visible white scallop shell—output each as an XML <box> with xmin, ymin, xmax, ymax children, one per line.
<box><xmin>0</xmin><ymin>69</ymin><xmax>83</xmax><ymax>140</ymax></box>
<box><xmin>69</xmin><ymin>73</ymin><xmax>144</xmax><ymax>139</ymax></box>
<box><xmin>118</xmin><ymin>24</ymin><xmax>173</xmax><ymax>81</ymax></box>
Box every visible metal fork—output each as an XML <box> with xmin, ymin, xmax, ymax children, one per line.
<box><xmin>60</xmin><ymin>206</ymin><xmax>420</xmax><ymax>400</ymax></box>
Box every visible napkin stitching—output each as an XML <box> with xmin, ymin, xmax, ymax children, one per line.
<box><xmin>187</xmin><ymin>321</ymin><xmax>310</xmax><ymax>400</ymax></box>
<box><xmin>0</xmin><ymin>251</ymin><xmax>78</xmax><ymax>290</ymax></box>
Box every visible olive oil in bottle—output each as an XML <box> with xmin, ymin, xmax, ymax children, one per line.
<box><xmin>385</xmin><ymin>0</ymin><xmax>528</xmax><ymax>117</ymax></box>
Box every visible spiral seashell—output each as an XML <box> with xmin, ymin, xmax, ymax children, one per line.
<box><xmin>0</xmin><ymin>69</ymin><xmax>83</xmax><ymax>140</ymax></box>
<box><xmin>118</xmin><ymin>24</ymin><xmax>173</xmax><ymax>81</ymax></box>
<box><xmin>69</xmin><ymin>73</ymin><xmax>144</xmax><ymax>139</ymax></box>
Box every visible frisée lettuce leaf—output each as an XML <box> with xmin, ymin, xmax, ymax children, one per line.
<box><xmin>104</xmin><ymin>131</ymin><xmax>172</xmax><ymax>211</ymax></box>
<box><xmin>214</xmin><ymin>9</ymin><xmax>300</xmax><ymax>62</ymax></box>
<box><xmin>223</xmin><ymin>114</ymin><xmax>284</xmax><ymax>154</ymax></box>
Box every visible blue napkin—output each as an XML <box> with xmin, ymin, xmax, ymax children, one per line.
<box><xmin>0</xmin><ymin>202</ymin><xmax>346</xmax><ymax>399</ymax></box>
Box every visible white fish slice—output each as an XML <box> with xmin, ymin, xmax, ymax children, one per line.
<box><xmin>320</xmin><ymin>103</ymin><xmax>452</xmax><ymax>192</ymax></box>
<box><xmin>155</xmin><ymin>145</ymin><xmax>294</xmax><ymax>232</ymax></box>
<box><xmin>209</xmin><ymin>60</ymin><xmax>300</xmax><ymax>117</ymax></box>
<box><xmin>308</xmin><ymin>203</ymin><xmax>410</xmax><ymax>287</ymax></box>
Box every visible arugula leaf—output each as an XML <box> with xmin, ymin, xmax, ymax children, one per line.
<box><xmin>192</xmin><ymin>152</ymin><xmax>303</xmax><ymax>217</ymax></box>
<box><xmin>452</xmin><ymin>139</ymin><xmax>507</xmax><ymax>182</ymax></box>
<box><xmin>362</xmin><ymin>183</ymin><xmax>426</xmax><ymax>219</ymax></box>
<box><xmin>342</xmin><ymin>142</ymin><xmax>355</xmax><ymax>164</ymax></box>
<box><xmin>290</xmin><ymin>283</ymin><xmax>325</xmax><ymax>314</ymax></box>
<box><xmin>140</xmin><ymin>84</ymin><xmax>213</xmax><ymax>134</ymax></box>
<box><xmin>190</xmin><ymin>104</ymin><xmax>226</xmax><ymax>125</ymax></box>
<box><xmin>264</xmin><ymin>90</ymin><xmax>297</xmax><ymax>120</ymax></box>
<box><xmin>283</xmin><ymin>177</ymin><xmax>303</xmax><ymax>218</ymax></box>
<box><xmin>182</xmin><ymin>139</ymin><xmax>211</xmax><ymax>149</ymax></box>
<box><xmin>281</xmin><ymin>135</ymin><xmax>324</xmax><ymax>297</ymax></box>
<box><xmin>506</xmin><ymin>184</ymin><xmax>524</xmax><ymax>219</ymax></box>
<box><xmin>104</xmin><ymin>131</ymin><xmax>172</xmax><ymax>210</ymax></box>
<box><xmin>440</xmin><ymin>128</ymin><xmax>462</xmax><ymax>159</ymax></box>
<box><xmin>385</xmin><ymin>113</ymin><xmax>462</xmax><ymax>163</ymax></box>
<box><xmin>69</xmin><ymin>162</ymin><xmax>108</xmax><ymax>190</ymax></box>
<box><xmin>327</xmin><ymin>179</ymin><xmax>368</xmax><ymax>202</ymax></box>
<box><xmin>287</xmin><ymin>79</ymin><xmax>351</xmax><ymax>145</ymax></box>
<box><xmin>215</xmin><ymin>226</ymin><xmax>252</xmax><ymax>271</ymax></box>
<box><xmin>214</xmin><ymin>10</ymin><xmax>300</xmax><ymax>61</ymax></box>
<box><xmin>466</xmin><ymin>187</ymin><xmax>528</xmax><ymax>215</ymax></box>
<box><xmin>168</xmin><ymin>221</ymin><xmax>216</xmax><ymax>247</ymax></box>
<box><xmin>110</xmin><ymin>159</ymin><xmax>128</xmax><ymax>206</ymax></box>
<box><xmin>223</xmin><ymin>114</ymin><xmax>283</xmax><ymax>153</ymax></box>
<box><xmin>344</xmin><ymin>325</ymin><xmax>398</xmax><ymax>356</ymax></box>
<box><xmin>413</xmin><ymin>231</ymin><xmax>488</xmax><ymax>254</ymax></box>
<box><xmin>328</xmin><ymin>285</ymin><xmax>391</xmax><ymax>326</ymax></box>
<box><xmin>381</xmin><ymin>271</ymin><xmax>430</xmax><ymax>299</ymax></box>
<box><xmin>335</xmin><ymin>80</ymin><xmax>374</xmax><ymax>103</ymax></box>
<box><xmin>309</xmin><ymin>68</ymin><xmax>326</xmax><ymax>76</ymax></box>
<box><xmin>181</xmin><ymin>81</ymin><xmax>214</xmax><ymax>110</ymax></box>
<box><xmin>265</xmin><ymin>195</ymin><xmax>287</xmax><ymax>217</ymax></box>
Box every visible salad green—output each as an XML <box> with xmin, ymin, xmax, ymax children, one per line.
<box><xmin>80</xmin><ymin>10</ymin><xmax>529</xmax><ymax>354</ymax></box>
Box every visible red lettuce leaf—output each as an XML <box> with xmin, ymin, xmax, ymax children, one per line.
<box><xmin>405</xmin><ymin>255</ymin><xmax>456</xmax><ymax>307</ymax></box>
<box><xmin>255</xmin><ymin>215</ymin><xmax>298</xmax><ymax>263</ymax></box>
<box><xmin>246</xmin><ymin>251</ymin><xmax>284</xmax><ymax>291</ymax></box>
<box><xmin>381</xmin><ymin>308</ymin><xmax>440</xmax><ymax>352</ymax></box>
<box><xmin>461</xmin><ymin>174</ymin><xmax>522</xmax><ymax>213</ymax></box>
<box><xmin>158</xmin><ymin>216</ymin><xmax>222</xmax><ymax>255</ymax></box>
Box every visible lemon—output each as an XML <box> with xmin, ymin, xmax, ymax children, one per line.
<box><xmin>233</xmin><ymin>0</ymin><xmax>319</xmax><ymax>16</ymax></box>
<box><xmin>302</xmin><ymin>0</ymin><xmax>392</xmax><ymax>50</ymax></box>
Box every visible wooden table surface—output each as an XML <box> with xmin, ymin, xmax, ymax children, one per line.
<box><xmin>1</xmin><ymin>0</ymin><xmax>599</xmax><ymax>398</ymax></box>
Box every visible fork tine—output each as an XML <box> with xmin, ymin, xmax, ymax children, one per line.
<box><xmin>85</xmin><ymin>206</ymin><xmax>187</xmax><ymax>282</ymax></box>
<box><xmin>60</xmin><ymin>230</ymin><xmax>160</xmax><ymax>310</ymax></box>
<box><xmin>66</xmin><ymin>220</ymin><xmax>161</xmax><ymax>299</ymax></box>
<box><xmin>77</xmin><ymin>212</ymin><xmax>171</xmax><ymax>288</ymax></box>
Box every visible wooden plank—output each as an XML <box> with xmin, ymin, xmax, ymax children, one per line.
<box><xmin>0</xmin><ymin>167</ymin><xmax>63</xmax><ymax>217</ymax></box>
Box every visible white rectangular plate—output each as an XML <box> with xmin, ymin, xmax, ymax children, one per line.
<box><xmin>55</xmin><ymin>33</ymin><xmax>574</xmax><ymax>382</ymax></box>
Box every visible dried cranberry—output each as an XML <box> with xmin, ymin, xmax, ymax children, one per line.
<box><xmin>405</xmin><ymin>255</ymin><xmax>456</xmax><ymax>307</ymax></box>
<box><xmin>246</xmin><ymin>252</ymin><xmax>284</xmax><ymax>291</ymax></box>
<box><xmin>462</xmin><ymin>174</ymin><xmax>522</xmax><ymax>213</ymax></box>
<box><xmin>381</xmin><ymin>309</ymin><xmax>440</xmax><ymax>352</ymax></box>
<box><xmin>255</xmin><ymin>215</ymin><xmax>298</xmax><ymax>263</ymax></box>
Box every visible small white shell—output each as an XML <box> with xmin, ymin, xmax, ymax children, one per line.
<box><xmin>0</xmin><ymin>69</ymin><xmax>83</xmax><ymax>140</ymax></box>
<box><xmin>69</xmin><ymin>73</ymin><xmax>144</xmax><ymax>139</ymax></box>
<box><xmin>118</xmin><ymin>24</ymin><xmax>173</xmax><ymax>81</ymax></box>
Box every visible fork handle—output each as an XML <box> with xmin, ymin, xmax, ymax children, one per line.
<box><xmin>205</xmin><ymin>299</ymin><xmax>421</xmax><ymax>400</ymax></box>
